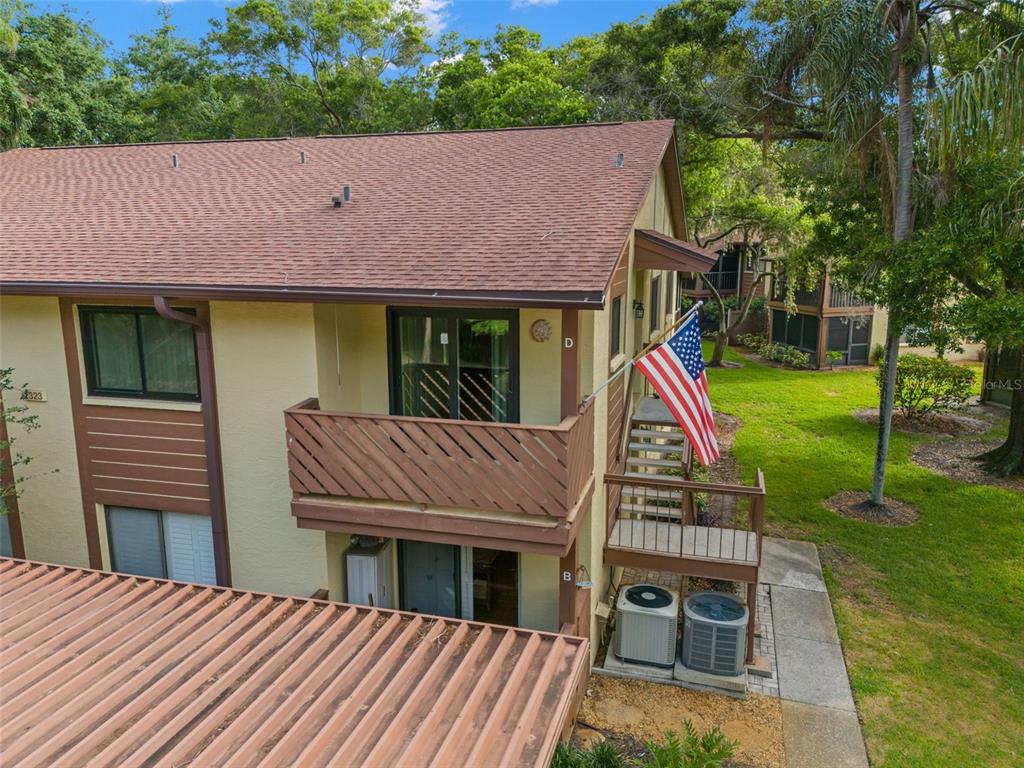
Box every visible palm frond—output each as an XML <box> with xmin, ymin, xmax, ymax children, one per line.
<box><xmin>933</xmin><ymin>33</ymin><xmax>1024</xmax><ymax>163</ymax></box>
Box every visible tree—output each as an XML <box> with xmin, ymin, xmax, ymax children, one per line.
<box><xmin>211</xmin><ymin>0</ymin><xmax>431</xmax><ymax>135</ymax></box>
<box><xmin>430</xmin><ymin>26</ymin><xmax>594</xmax><ymax>130</ymax></box>
<box><xmin>113</xmin><ymin>6</ymin><xmax>231</xmax><ymax>142</ymax></box>
<box><xmin>749</xmin><ymin>0</ymin><xmax>1022</xmax><ymax>506</ymax></box>
<box><xmin>0</xmin><ymin>9</ymin><xmax>131</xmax><ymax>148</ymax></box>
<box><xmin>688</xmin><ymin>139</ymin><xmax>808</xmax><ymax>365</ymax></box>
<box><xmin>1</xmin><ymin>368</ymin><xmax>43</xmax><ymax>515</ymax></box>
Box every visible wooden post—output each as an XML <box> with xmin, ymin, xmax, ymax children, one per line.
<box><xmin>560</xmin><ymin>309</ymin><xmax>581</xmax><ymax>420</ymax></box>
<box><xmin>558</xmin><ymin>538</ymin><xmax>579</xmax><ymax>633</ymax></box>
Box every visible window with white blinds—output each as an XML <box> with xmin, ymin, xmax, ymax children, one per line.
<box><xmin>106</xmin><ymin>506</ymin><xmax>216</xmax><ymax>585</ymax></box>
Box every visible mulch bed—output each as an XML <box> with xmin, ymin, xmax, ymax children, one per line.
<box><xmin>913</xmin><ymin>438</ymin><xmax>1024</xmax><ymax>492</ymax></box>
<box><xmin>575</xmin><ymin>675</ymin><xmax>784</xmax><ymax>768</ymax></box>
<box><xmin>854</xmin><ymin>407</ymin><xmax>992</xmax><ymax>436</ymax></box>
<box><xmin>824</xmin><ymin>491</ymin><xmax>920</xmax><ymax>527</ymax></box>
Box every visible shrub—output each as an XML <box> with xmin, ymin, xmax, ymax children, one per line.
<box><xmin>737</xmin><ymin>334</ymin><xmax>812</xmax><ymax>369</ymax></box>
<box><xmin>553</xmin><ymin>721</ymin><xmax>734</xmax><ymax>768</ymax></box>
<box><xmin>870</xmin><ymin>343</ymin><xmax>886</xmax><ymax>366</ymax></box>
<box><xmin>878</xmin><ymin>354</ymin><xmax>975</xmax><ymax>419</ymax></box>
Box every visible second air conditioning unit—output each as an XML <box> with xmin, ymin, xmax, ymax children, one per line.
<box><xmin>614</xmin><ymin>584</ymin><xmax>678</xmax><ymax>667</ymax></box>
<box><xmin>680</xmin><ymin>591</ymin><xmax>749</xmax><ymax>676</ymax></box>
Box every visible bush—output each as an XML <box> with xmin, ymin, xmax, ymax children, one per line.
<box><xmin>552</xmin><ymin>721</ymin><xmax>734</xmax><ymax>768</ymax></box>
<box><xmin>878</xmin><ymin>354</ymin><xmax>975</xmax><ymax>419</ymax></box>
<box><xmin>736</xmin><ymin>334</ymin><xmax>811</xmax><ymax>368</ymax></box>
<box><xmin>870</xmin><ymin>343</ymin><xmax>886</xmax><ymax>366</ymax></box>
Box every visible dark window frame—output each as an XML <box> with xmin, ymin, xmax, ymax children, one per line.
<box><xmin>79</xmin><ymin>305</ymin><xmax>201</xmax><ymax>402</ymax></box>
<box><xmin>385</xmin><ymin>306</ymin><xmax>520</xmax><ymax>423</ymax></box>
<box><xmin>610</xmin><ymin>295</ymin><xmax>624</xmax><ymax>357</ymax></box>
<box><xmin>649</xmin><ymin>275</ymin><xmax>661</xmax><ymax>334</ymax></box>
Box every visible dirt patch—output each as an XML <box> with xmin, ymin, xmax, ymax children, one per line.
<box><xmin>913</xmin><ymin>438</ymin><xmax>1024</xmax><ymax>492</ymax></box>
<box><xmin>854</xmin><ymin>407</ymin><xmax>991</xmax><ymax>436</ymax></box>
<box><xmin>575</xmin><ymin>675</ymin><xmax>784</xmax><ymax>768</ymax></box>
<box><xmin>824</xmin><ymin>491</ymin><xmax>920</xmax><ymax>527</ymax></box>
<box><xmin>708</xmin><ymin>360</ymin><xmax>745</xmax><ymax>369</ymax></box>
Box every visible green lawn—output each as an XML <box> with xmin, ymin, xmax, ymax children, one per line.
<box><xmin>703</xmin><ymin>346</ymin><xmax>1023</xmax><ymax>768</ymax></box>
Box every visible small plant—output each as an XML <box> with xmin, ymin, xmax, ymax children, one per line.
<box><xmin>870</xmin><ymin>343</ymin><xmax>887</xmax><ymax>366</ymax></box>
<box><xmin>551</xmin><ymin>741</ymin><xmax>628</xmax><ymax>768</ymax></box>
<box><xmin>554</xmin><ymin>721</ymin><xmax>735</xmax><ymax>768</ymax></box>
<box><xmin>878</xmin><ymin>354</ymin><xmax>975</xmax><ymax>419</ymax></box>
<box><xmin>737</xmin><ymin>333</ymin><xmax>767</xmax><ymax>351</ymax></box>
<box><xmin>640</xmin><ymin>721</ymin><xmax>735</xmax><ymax>768</ymax></box>
<box><xmin>825</xmin><ymin>350</ymin><xmax>845</xmax><ymax>369</ymax></box>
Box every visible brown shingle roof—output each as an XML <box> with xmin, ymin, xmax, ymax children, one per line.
<box><xmin>0</xmin><ymin>557</ymin><xmax>589</xmax><ymax>767</ymax></box>
<box><xmin>0</xmin><ymin>121</ymin><xmax>679</xmax><ymax>306</ymax></box>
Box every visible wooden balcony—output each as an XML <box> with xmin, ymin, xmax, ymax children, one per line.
<box><xmin>603</xmin><ymin>472</ymin><xmax>765</xmax><ymax>583</ymax></box>
<box><xmin>285</xmin><ymin>398</ymin><xmax>595</xmax><ymax>556</ymax></box>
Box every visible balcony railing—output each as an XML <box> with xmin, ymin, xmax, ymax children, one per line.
<box><xmin>827</xmin><ymin>284</ymin><xmax>871</xmax><ymax>309</ymax></box>
<box><xmin>284</xmin><ymin>398</ymin><xmax>595</xmax><ymax>521</ymax></box>
<box><xmin>680</xmin><ymin>271</ymin><xmax>738</xmax><ymax>292</ymax></box>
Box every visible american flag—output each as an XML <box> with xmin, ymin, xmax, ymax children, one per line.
<box><xmin>634</xmin><ymin>313</ymin><xmax>720</xmax><ymax>466</ymax></box>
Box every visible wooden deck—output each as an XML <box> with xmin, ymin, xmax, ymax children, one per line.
<box><xmin>608</xmin><ymin>520</ymin><xmax>758</xmax><ymax>563</ymax></box>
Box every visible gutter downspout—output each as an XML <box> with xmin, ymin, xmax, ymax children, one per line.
<box><xmin>154</xmin><ymin>296</ymin><xmax>231</xmax><ymax>587</ymax></box>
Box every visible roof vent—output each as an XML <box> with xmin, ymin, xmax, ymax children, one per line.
<box><xmin>332</xmin><ymin>186</ymin><xmax>352</xmax><ymax>208</ymax></box>
<box><xmin>171</xmin><ymin>153</ymin><xmax>179</xmax><ymax>169</ymax></box>
<box><xmin>616</xmin><ymin>152</ymin><xmax>625</xmax><ymax>169</ymax></box>
<box><xmin>299</xmin><ymin>151</ymin><xmax>306</xmax><ymax>164</ymax></box>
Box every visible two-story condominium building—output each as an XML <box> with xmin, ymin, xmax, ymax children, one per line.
<box><xmin>1</xmin><ymin>121</ymin><xmax>730</xmax><ymax>656</ymax></box>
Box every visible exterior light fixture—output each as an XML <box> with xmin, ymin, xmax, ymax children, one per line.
<box><xmin>633</xmin><ymin>300</ymin><xmax>645</xmax><ymax>319</ymax></box>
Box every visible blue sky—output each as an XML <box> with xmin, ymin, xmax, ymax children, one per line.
<box><xmin>51</xmin><ymin>1</ymin><xmax>668</xmax><ymax>54</ymax></box>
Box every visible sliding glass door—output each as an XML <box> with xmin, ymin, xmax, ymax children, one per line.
<box><xmin>390</xmin><ymin>309</ymin><xmax>518</xmax><ymax>422</ymax></box>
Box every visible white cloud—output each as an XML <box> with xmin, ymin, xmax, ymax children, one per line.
<box><xmin>511</xmin><ymin>0</ymin><xmax>558</xmax><ymax>8</ymax></box>
<box><xmin>416</xmin><ymin>0</ymin><xmax>451</xmax><ymax>36</ymax></box>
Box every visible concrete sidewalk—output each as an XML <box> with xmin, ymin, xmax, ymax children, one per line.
<box><xmin>760</xmin><ymin>538</ymin><xmax>869</xmax><ymax>768</ymax></box>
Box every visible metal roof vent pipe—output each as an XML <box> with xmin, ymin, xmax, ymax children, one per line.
<box><xmin>332</xmin><ymin>186</ymin><xmax>351</xmax><ymax>208</ymax></box>
<box><xmin>171</xmin><ymin>153</ymin><xmax>179</xmax><ymax>169</ymax></box>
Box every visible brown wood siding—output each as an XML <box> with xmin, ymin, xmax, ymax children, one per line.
<box><xmin>608</xmin><ymin>245</ymin><xmax>629</xmax><ymax>299</ymax></box>
<box><xmin>285</xmin><ymin>399</ymin><xmax>595</xmax><ymax>522</ymax></box>
<box><xmin>82</xmin><ymin>405</ymin><xmax>210</xmax><ymax>515</ymax></box>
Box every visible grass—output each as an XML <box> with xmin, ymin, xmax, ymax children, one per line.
<box><xmin>703</xmin><ymin>346</ymin><xmax>1023</xmax><ymax>768</ymax></box>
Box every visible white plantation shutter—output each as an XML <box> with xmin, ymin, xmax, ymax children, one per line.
<box><xmin>162</xmin><ymin>512</ymin><xmax>216</xmax><ymax>585</ymax></box>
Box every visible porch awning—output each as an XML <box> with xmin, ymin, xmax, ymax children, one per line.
<box><xmin>0</xmin><ymin>558</ymin><xmax>589</xmax><ymax>768</ymax></box>
<box><xmin>634</xmin><ymin>229</ymin><xmax>719</xmax><ymax>273</ymax></box>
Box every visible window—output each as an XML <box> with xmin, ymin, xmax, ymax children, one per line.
<box><xmin>610</xmin><ymin>296</ymin><xmax>624</xmax><ymax>357</ymax></box>
<box><xmin>106</xmin><ymin>506</ymin><xmax>216</xmax><ymax>584</ymax></box>
<box><xmin>389</xmin><ymin>308</ymin><xmax>518</xmax><ymax>422</ymax></box>
<box><xmin>80</xmin><ymin>306</ymin><xmax>200</xmax><ymax>401</ymax></box>
<box><xmin>649</xmin><ymin>276</ymin><xmax>661</xmax><ymax>334</ymax></box>
<box><xmin>0</xmin><ymin>514</ymin><xmax>12</xmax><ymax>557</ymax></box>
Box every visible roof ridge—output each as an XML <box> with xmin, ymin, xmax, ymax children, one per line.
<box><xmin>27</xmin><ymin>119</ymin><xmax>676</xmax><ymax>152</ymax></box>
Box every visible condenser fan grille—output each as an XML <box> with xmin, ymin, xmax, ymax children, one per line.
<box><xmin>624</xmin><ymin>585</ymin><xmax>673</xmax><ymax>609</ymax></box>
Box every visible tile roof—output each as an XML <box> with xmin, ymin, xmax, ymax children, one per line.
<box><xmin>0</xmin><ymin>557</ymin><xmax>589</xmax><ymax>768</ymax></box>
<box><xmin>0</xmin><ymin>121</ymin><xmax>679</xmax><ymax>306</ymax></box>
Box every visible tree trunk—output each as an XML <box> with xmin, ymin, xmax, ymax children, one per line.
<box><xmin>871</xmin><ymin>328</ymin><xmax>901</xmax><ymax>504</ymax></box>
<box><xmin>870</xmin><ymin>52</ymin><xmax>915</xmax><ymax>506</ymax></box>
<box><xmin>711</xmin><ymin>330</ymin><xmax>728</xmax><ymax>366</ymax></box>
<box><xmin>980</xmin><ymin>349</ymin><xmax>1024</xmax><ymax>476</ymax></box>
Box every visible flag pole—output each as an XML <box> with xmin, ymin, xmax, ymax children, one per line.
<box><xmin>581</xmin><ymin>300</ymin><xmax>703</xmax><ymax>405</ymax></box>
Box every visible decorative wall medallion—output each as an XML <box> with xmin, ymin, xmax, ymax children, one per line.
<box><xmin>530</xmin><ymin>319</ymin><xmax>553</xmax><ymax>343</ymax></box>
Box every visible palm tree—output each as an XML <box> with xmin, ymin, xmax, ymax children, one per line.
<box><xmin>753</xmin><ymin>0</ymin><xmax>1021</xmax><ymax>502</ymax></box>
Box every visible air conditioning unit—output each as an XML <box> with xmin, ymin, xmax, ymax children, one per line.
<box><xmin>345</xmin><ymin>538</ymin><xmax>394</xmax><ymax>609</ymax></box>
<box><xmin>681</xmin><ymin>592</ymin><xmax>749</xmax><ymax>676</ymax></box>
<box><xmin>614</xmin><ymin>584</ymin><xmax>678</xmax><ymax>667</ymax></box>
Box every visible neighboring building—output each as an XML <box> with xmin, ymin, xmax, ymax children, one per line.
<box><xmin>766</xmin><ymin>269</ymin><xmax>875</xmax><ymax>367</ymax></box>
<box><xmin>0</xmin><ymin>121</ymin><xmax>738</xmax><ymax>657</ymax></box>
<box><xmin>678</xmin><ymin>241</ymin><xmax>767</xmax><ymax>307</ymax></box>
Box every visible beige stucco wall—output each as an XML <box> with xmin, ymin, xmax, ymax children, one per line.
<box><xmin>872</xmin><ymin>307</ymin><xmax>986</xmax><ymax>362</ymax></box>
<box><xmin>0</xmin><ymin>296</ymin><xmax>89</xmax><ymax>566</ymax></box>
<box><xmin>519</xmin><ymin>309</ymin><xmax>562</xmax><ymax>425</ymax></box>
<box><xmin>519</xmin><ymin>551</ymin><xmax>559</xmax><ymax>631</ymax></box>
<box><xmin>211</xmin><ymin>301</ymin><xmax>327</xmax><ymax>596</ymax></box>
<box><xmin>313</xmin><ymin>304</ymin><xmax>389</xmax><ymax>414</ymax></box>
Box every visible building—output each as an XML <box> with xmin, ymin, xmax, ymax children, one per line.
<box><xmin>2</xmin><ymin>121</ymin><xmax>766</xmax><ymax>662</ymax></box>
